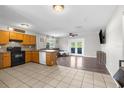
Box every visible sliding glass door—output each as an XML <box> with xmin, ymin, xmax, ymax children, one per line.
<box><xmin>71</xmin><ymin>42</ymin><xmax>76</xmax><ymax>54</ymax></box>
<box><xmin>69</xmin><ymin>39</ymin><xmax>84</xmax><ymax>56</ymax></box>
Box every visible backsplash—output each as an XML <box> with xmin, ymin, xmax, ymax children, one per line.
<box><xmin>8</xmin><ymin>42</ymin><xmax>21</xmax><ymax>47</ymax></box>
<box><xmin>0</xmin><ymin>42</ymin><xmax>36</xmax><ymax>52</ymax></box>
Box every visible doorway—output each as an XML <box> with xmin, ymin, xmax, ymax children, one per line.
<box><xmin>69</xmin><ymin>38</ymin><xmax>84</xmax><ymax>56</ymax></box>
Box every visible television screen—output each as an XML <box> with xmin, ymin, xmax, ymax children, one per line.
<box><xmin>99</xmin><ymin>29</ymin><xmax>105</xmax><ymax>44</ymax></box>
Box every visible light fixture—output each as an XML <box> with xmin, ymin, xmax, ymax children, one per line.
<box><xmin>18</xmin><ymin>23</ymin><xmax>31</xmax><ymax>29</ymax></box>
<box><xmin>53</xmin><ymin>5</ymin><xmax>64</xmax><ymax>12</ymax></box>
<box><xmin>8</xmin><ymin>27</ymin><xmax>14</xmax><ymax>31</ymax></box>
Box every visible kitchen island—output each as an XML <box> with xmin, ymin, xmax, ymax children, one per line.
<box><xmin>39</xmin><ymin>50</ymin><xmax>58</xmax><ymax>66</ymax></box>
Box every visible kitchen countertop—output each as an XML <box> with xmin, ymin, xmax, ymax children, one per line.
<box><xmin>39</xmin><ymin>49</ymin><xmax>57</xmax><ymax>53</ymax></box>
<box><xmin>24</xmin><ymin>50</ymin><xmax>39</xmax><ymax>52</ymax></box>
<box><xmin>0</xmin><ymin>51</ymin><xmax>10</xmax><ymax>54</ymax></box>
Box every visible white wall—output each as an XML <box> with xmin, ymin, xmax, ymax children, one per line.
<box><xmin>84</xmin><ymin>32</ymin><xmax>100</xmax><ymax>57</ymax></box>
<box><xmin>58</xmin><ymin>32</ymin><xmax>100</xmax><ymax>57</ymax></box>
<box><xmin>101</xmin><ymin>6</ymin><xmax>124</xmax><ymax>76</ymax></box>
<box><xmin>57</xmin><ymin>37</ymin><xmax>69</xmax><ymax>51</ymax></box>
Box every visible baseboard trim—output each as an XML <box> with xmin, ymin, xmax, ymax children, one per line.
<box><xmin>84</xmin><ymin>56</ymin><xmax>96</xmax><ymax>58</ymax></box>
<box><xmin>106</xmin><ymin>65</ymin><xmax>119</xmax><ymax>87</ymax></box>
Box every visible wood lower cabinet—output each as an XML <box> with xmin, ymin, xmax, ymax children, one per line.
<box><xmin>0</xmin><ymin>52</ymin><xmax>11</xmax><ymax>69</ymax></box>
<box><xmin>25</xmin><ymin>51</ymin><xmax>32</xmax><ymax>63</ymax></box>
<box><xmin>0</xmin><ymin>31</ymin><xmax>9</xmax><ymax>45</ymax></box>
<box><xmin>32</xmin><ymin>51</ymin><xmax>39</xmax><ymax>63</ymax></box>
<box><xmin>25</xmin><ymin>51</ymin><xmax>39</xmax><ymax>63</ymax></box>
<box><xmin>46</xmin><ymin>52</ymin><xmax>57</xmax><ymax>66</ymax></box>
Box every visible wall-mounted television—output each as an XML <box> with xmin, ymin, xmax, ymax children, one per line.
<box><xmin>99</xmin><ymin>29</ymin><xmax>106</xmax><ymax>44</ymax></box>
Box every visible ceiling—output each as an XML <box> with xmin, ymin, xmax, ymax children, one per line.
<box><xmin>0</xmin><ymin>5</ymin><xmax>117</xmax><ymax>37</ymax></box>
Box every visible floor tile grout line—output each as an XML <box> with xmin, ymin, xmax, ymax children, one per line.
<box><xmin>3</xmin><ymin>69</ymin><xmax>31</xmax><ymax>88</ymax></box>
<box><xmin>80</xmin><ymin>71</ymin><xmax>85</xmax><ymax>88</ymax></box>
<box><xmin>0</xmin><ymin>79</ymin><xmax>9</xmax><ymax>88</ymax></box>
<box><xmin>93</xmin><ymin>72</ymin><xmax>94</xmax><ymax>88</ymax></box>
<box><xmin>54</xmin><ymin>70</ymin><xmax>73</xmax><ymax>88</ymax></box>
<box><xmin>102</xmin><ymin>74</ymin><xmax>107</xmax><ymax>88</ymax></box>
<box><xmin>0</xmin><ymin>62</ymin><xmax>116</xmax><ymax>88</ymax></box>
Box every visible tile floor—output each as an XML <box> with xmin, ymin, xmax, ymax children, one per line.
<box><xmin>0</xmin><ymin>63</ymin><xmax>117</xmax><ymax>88</ymax></box>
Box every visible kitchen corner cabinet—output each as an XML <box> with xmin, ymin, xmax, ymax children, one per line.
<box><xmin>25</xmin><ymin>51</ymin><xmax>32</xmax><ymax>63</ymax></box>
<box><xmin>0</xmin><ymin>31</ymin><xmax>9</xmax><ymax>45</ymax></box>
<box><xmin>9</xmin><ymin>31</ymin><xmax>23</xmax><ymax>41</ymax></box>
<box><xmin>25</xmin><ymin>51</ymin><xmax>39</xmax><ymax>63</ymax></box>
<box><xmin>22</xmin><ymin>34</ymin><xmax>36</xmax><ymax>45</ymax></box>
<box><xmin>0</xmin><ymin>52</ymin><xmax>11</xmax><ymax>69</ymax></box>
<box><xmin>32</xmin><ymin>51</ymin><xmax>39</xmax><ymax>63</ymax></box>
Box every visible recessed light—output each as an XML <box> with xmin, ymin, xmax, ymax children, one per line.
<box><xmin>53</xmin><ymin>5</ymin><xmax>64</xmax><ymax>12</ymax></box>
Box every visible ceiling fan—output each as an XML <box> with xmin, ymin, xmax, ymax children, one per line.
<box><xmin>69</xmin><ymin>33</ymin><xmax>78</xmax><ymax>37</ymax></box>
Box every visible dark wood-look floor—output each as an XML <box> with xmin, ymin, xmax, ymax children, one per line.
<box><xmin>57</xmin><ymin>56</ymin><xmax>109</xmax><ymax>74</ymax></box>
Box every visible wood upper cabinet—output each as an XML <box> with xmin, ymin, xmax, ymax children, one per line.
<box><xmin>22</xmin><ymin>34</ymin><xmax>36</xmax><ymax>45</ymax></box>
<box><xmin>0</xmin><ymin>31</ymin><xmax>9</xmax><ymax>45</ymax></box>
<box><xmin>0</xmin><ymin>52</ymin><xmax>11</xmax><ymax>68</ymax></box>
<box><xmin>30</xmin><ymin>35</ymin><xmax>36</xmax><ymax>45</ymax></box>
<box><xmin>22</xmin><ymin>34</ymin><xmax>30</xmax><ymax>45</ymax></box>
<box><xmin>9</xmin><ymin>31</ymin><xmax>23</xmax><ymax>41</ymax></box>
<box><xmin>25</xmin><ymin>51</ymin><xmax>32</xmax><ymax>63</ymax></box>
<box><xmin>32</xmin><ymin>51</ymin><xmax>39</xmax><ymax>63</ymax></box>
<box><xmin>0</xmin><ymin>30</ymin><xmax>36</xmax><ymax>45</ymax></box>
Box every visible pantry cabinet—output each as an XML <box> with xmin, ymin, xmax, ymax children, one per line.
<box><xmin>0</xmin><ymin>31</ymin><xmax>9</xmax><ymax>45</ymax></box>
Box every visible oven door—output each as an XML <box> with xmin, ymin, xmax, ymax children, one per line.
<box><xmin>11</xmin><ymin>52</ymin><xmax>25</xmax><ymax>66</ymax></box>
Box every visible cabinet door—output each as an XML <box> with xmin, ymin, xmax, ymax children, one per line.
<box><xmin>25</xmin><ymin>51</ymin><xmax>32</xmax><ymax>63</ymax></box>
<box><xmin>0</xmin><ymin>31</ymin><xmax>9</xmax><ymax>44</ymax></box>
<box><xmin>32</xmin><ymin>52</ymin><xmax>39</xmax><ymax>63</ymax></box>
<box><xmin>16</xmin><ymin>33</ymin><xmax>23</xmax><ymax>40</ymax></box>
<box><xmin>46</xmin><ymin>52</ymin><xmax>54</xmax><ymax>66</ymax></box>
<box><xmin>52</xmin><ymin>52</ymin><xmax>57</xmax><ymax>65</ymax></box>
<box><xmin>10</xmin><ymin>31</ymin><xmax>23</xmax><ymax>40</ymax></box>
<box><xmin>30</xmin><ymin>35</ymin><xmax>36</xmax><ymax>45</ymax></box>
<box><xmin>3</xmin><ymin>53</ymin><xmax>11</xmax><ymax>68</ymax></box>
<box><xmin>9</xmin><ymin>31</ymin><xmax>16</xmax><ymax>40</ymax></box>
<box><xmin>22</xmin><ymin>34</ymin><xmax>30</xmax><ymax>45</ymax></box>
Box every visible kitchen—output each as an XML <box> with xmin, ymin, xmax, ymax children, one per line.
<box><xmin>0</xmin><ymin>28</ymin><xmax>58</xmax><ymax>69</ymax></box>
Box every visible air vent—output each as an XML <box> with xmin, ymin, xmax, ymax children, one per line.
<box><xmin>13</xmin><ymin>28</ymin><xmax>25</xmax><ymax>33</ymax></box>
